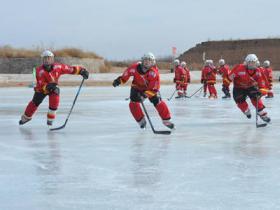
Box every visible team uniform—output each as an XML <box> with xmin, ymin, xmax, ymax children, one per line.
<box><xmin>174</xmin><ymin>62</ymin><xmax>188</xmax><ymax>98</ymax></box>
<box><xmin>201</xmin><ymin>60</ymin><xmax>217</xmax><ymax>99</ymax></box>
<box><xmin>19</xmin><ymin>50</ymin><xmax>89</xmax><ymax>126</ymax></box>
<box><xmin>224</xmin><ymin>54</ymin><xmax>270</xmax><ymax>122</ymax></box>
<box><xmin>113</xmin><ymin>53</ymin><xmax>174</xmax><ymax>129</ymax></box>
<box><xmin>217</xmin><ymin>59</ymin><xmax>231</xmax><ymax>98</ymax></box>
<box><xmin>262</xmin><ymin>60</ymin><xmax>274</xmax><ymax>98</ymax></box>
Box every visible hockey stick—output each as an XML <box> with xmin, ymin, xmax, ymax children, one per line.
<box><xmin>255</xmin><ymin>95</ymin><xmax>267</xmax><ymax>128</ymax></box>
<box><xmin>140</xmin><ymin>100</ymin><xmax>171</xmax><ymax>135</ymax></box>
<box><xmin>185</xmin><ymin>85</ymin><xmax>204</xmax><ymax>98</ymax></box>
<box><xmin>196</xmin><ymin>85</ymin><xmax>203</xmax><ymax>97</ymax></box>
<box><xmin>167</xmin><ymin>88</ymin><xmax>177</xmax><ymax>101</ymax></box>
<box><xmin>50</xmin><ymin>78</ymin><xmax>85</xmax><ymax>131</ymax></box>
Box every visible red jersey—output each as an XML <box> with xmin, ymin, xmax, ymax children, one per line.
<box><xmin>184</xmin><ymin>67</ymin><xmax>191</xmax><ymax>83</ymax></box>
<box><xmin>120</xmin><ymin>62</ymin><xmax>160</xmax><ymax>97</ymax></box>
<box><xmin>35</xmin><ymin>63</ymin><xmax>82</xmax><ymax>94</ymax></box>
<box><xmin>263</xmin><ymin>67</ymin><xmax>273</xmax><ymax>83</ymax></box>
<box><xmin>218</xmin><ymin>65</ymin><xmax>230</xmax><ymax>79</ymax></box>
<box><xmin>201</xmin><ymin>65</ymin><xmax>216</xmax><ymax>84</ymax></box>
<box><xmin>225</xmin><ymin>64</ymin><xmax>268</xmax><ymax>93</ymax></box>
<box><xmin>258</xmin><ymin>67</ymin><xmax>270</xmax><ymax>89</ymax></box>
<box><xmin>175</xmin><ymin>65</ymin><xmax>188</xmax><ymax>84</ymax></box>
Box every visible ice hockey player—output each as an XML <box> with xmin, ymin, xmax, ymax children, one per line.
<box><xmin>112</xmin><ymin>52</ymin><xmax>174</xmax><ymax>129</ymax></box>
<box><xmin>217</xmin><ymin>59</ymin><xmax>231</xmax><ymax>98</ymax></box>
<box><xmin>180</xmin><ymin>61</ymin><xmax>191</xmax><ymax>95</ymax></box>
<box><xmin>262</xmin><ymin>60</ymin><xmax>274</xmax><ymax>98</ymax></box>
<box><xmin>201</xmin><ymin>60</ymin><xmax>217</xmax><ymax>99</ymax></box>
<box><xmin>19</xmin><ymin>50</ymin><xmax>89</xmax><ymax>126</ymax></box>
<box><xmin>224</xmin><ymin>54</ymin><xmax>270</xmax><ymax>123</ymax></box>
<box><xmin>173</xmin><ymin>59</ymin><xmax>187</xmax><ymax>98</ymax></box>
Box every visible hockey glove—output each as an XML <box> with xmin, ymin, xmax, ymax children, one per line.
<box><xmin>80</xmin><ymin>68</ymin><xmax>89</xmax><ymax>79</ymax></box>
<box><xmin>113</xmin><ymin>76</ymin><xmax>122</xmax><ymax>87</ymax></box>
<box><xmin>46</xmin><ymin>83</ymin><xmax>60</xmax><ymax>95</ymax></box>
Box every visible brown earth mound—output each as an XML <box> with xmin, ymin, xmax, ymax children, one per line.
<box><xmin>179</xmin><ymin>38</ymin><xmax>280</xmax><ymax>70</ymax></box>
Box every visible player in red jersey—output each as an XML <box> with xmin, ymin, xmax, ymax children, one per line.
<box><xmin>262</xmin><ymin>60</ymin><xmax>274</xmax><ymax>98</ymax></box>
<box><xmin>201</xmin><ymin>60</ymin><xmax>217</xmax><ymax>99</ymax></box>
<box><xmin>113</xmin><ymin>52</ymin><xmax>174</xmax><ymax>129</ymax></box>
<box><xmin>217</xmin><ymin>59</ymin><xmax>231</xmax><ymax>98</ymax></box>
<box><xmin>19</xmin><ymin>50</ymin><xmax>89</xmax><ymax>126</ymax></box>
<box><xmin>224</xmin><ymin>54</ymin><xmax>270</xmax><ymax>123</ymax></box>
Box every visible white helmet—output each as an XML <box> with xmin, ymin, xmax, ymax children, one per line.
<box><xmin>205</xmin><ymin>59</ymin><xmax>213</xmax><ymax>66</ymax></box>
<box><xmin>245</xmin><ymin>54</ymin><xmax>258</xmax><ymax>70</ymax></box>
<box><xmin>263</xmin><ymin>60</ymin><xmax>270</xmax><ymax>67</ymax></box>
<box><xmin>256</xmin><ymin>60</ymin><xmax>260</xmax><ymax>67</ymax></box>
<box><xmin>174</xmin><ymin>59</ymin><xmax>180</xmax><ymax>66</ymax></box>
<box><xmin>41</xmin><ymin>50</ymin><xmax>54</xmax><ymax>58</ymax></box>
<box><xmin>219</xmin><ymin>59</ymin><xmax>225</xmax><ymax>66</ymax></box>
<box><xmin>181</xmin><ymin>61</ymin><xmax>186</xmax><ymax>67</ymax></box>
<box><xmin>41</xmin><ymin>50</ymin><xmax>54</xmax><ymax>68</ymax></box>
<box><xmin>141</xmin><ymin>52</ymin><xmax>156</xmax><ymax>69</ymax></box>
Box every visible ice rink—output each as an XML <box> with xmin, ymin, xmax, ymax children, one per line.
<box><xmin>1</xmin><ymin>84</ymin><xmax>280</xmax><ymax>210</ymax></box>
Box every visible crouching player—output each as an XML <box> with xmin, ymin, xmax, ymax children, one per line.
<box><xmin>113</xmin><ymin>52</ymin><xmax>174</xmax><ymax>129</ymax></box>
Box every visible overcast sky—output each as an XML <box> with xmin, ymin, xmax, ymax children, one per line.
<box><xmin>1</xmin><ymin>0</ymin><xmax>280</xmax><ymax>60</ymax></box>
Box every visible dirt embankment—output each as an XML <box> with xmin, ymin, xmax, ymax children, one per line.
<box><xmin>179</xmin><ymin>38</ymin><xmax>280</xmax><ymax>70</ymax></box>
<box><xmin>0</xmin><ymin>57</ymin><xmax>105</xmax><ymax>74</ymax></box>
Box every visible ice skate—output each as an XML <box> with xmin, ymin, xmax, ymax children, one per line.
<box><xmin>258</xmin><ymin>111</ymin><xmax>271</xmax><ymax>123</ymax></box>
<box><xmin>243</xmin><ymin>109</ymin><xmax>251</xmax><ymax>119</ymax></box>
<box><xmin>47</xmin><ymin>119</ymin><xmax>53</xmax><ymax>126</ymax></box>
<box><xmin>138</xmin><ymin>117</ymin><xmax>146</xmax><ymax>129</ymax></box>
<box><xmin>163</xmin><ymin>120</ymin><xmax>175</xmax><ymax>129</ymax></box>
<box><xmin>19</xmin><ymin>114</ymin><xmax>32</xmax><ymax>125</ymax></box>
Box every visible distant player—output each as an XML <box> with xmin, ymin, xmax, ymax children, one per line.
<box><xmin>19</xmin><ymin>50</ymin><xmax>89</xmax><ymax>126</ymax></box>
<box><xmin>180</xmin><ymin>61</ymin><xmax>191</xmax><ymax>96</ymax></box>
<box><xmin>112</xmin><ymin>52</ymin><xmax>174</xmax><ymax>129</ymax></box>
<box><xmin>224</xmin><ymin>54</ymin><xmax>270</xmax><ymax>122</ymax></box>
<box><xmin>201</xmin><ymin>60</ymin><xmax>217</xmax><ymax>99</ymax></box>
<box><xmin>217</xmin><ymin>59</ymin><xmax>231</xmax><ymax>98</ymax></box>
<box><xmin>262</xmin><ymin>60</ymin><xmax>274</xmax><ymax>98</ymax></box>
<box><xmin>173</xmin><ymin>59</ymin><xmax>187</xmax><ymax>98</ymax></box>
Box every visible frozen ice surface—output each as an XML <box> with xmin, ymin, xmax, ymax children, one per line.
<box><xmin>0</xmin><ymin>84</ymin><xmax>280</xmax><ymax>210</ymax></box>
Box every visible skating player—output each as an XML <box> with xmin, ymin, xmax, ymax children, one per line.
<box><xmin>19</xmin><ymin>50</ymin><xmax>89</xmax><ymax>126</ymax></box>
<box><xmin>180</xmin><ymin>61</ymin><xmax>191</xmax><ymax>96</ymax></box>
<box><xmin>262</xmin><ymin>60</ymin><xmax>274</xmax><ymax>98</ymax></box>
<box><xmin>217</xmin><ymin>59</ymin><xmax>231</xmax><ymax>98</ymax></box>
<box><xmin>112</xmin><ymin>52</ymin><xmax>174</xmax><ymax>129</ymax></box>
<box><xmin>201</xmin><ymin>60</ymin><xmax>217</xmax><ymax>99</ymax></box>
<box><xmin>224</xmin><ymin>54</ymin><xmax>270</xmax><ymax>123</ymax></box>
<box><xmin>173</xmin><ymin>59</ymin><xmax>188</xmax><ymax>98</ymax></box>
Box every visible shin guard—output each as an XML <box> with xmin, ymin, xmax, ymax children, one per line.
<box><xmin>129</xmin><ymin>101</ymin><xmax>144</xmax><ymax>122</ymax></box>
<box><xmin>155</xmin><ymin>101</ymin><xmax>171</xmax><ymax>120</ymax></box>
<box><xmin>237</xmin><ymin>101</ymin><xmax>249</xmax><ymax>113</ymax></box>
<box><xmin>24</xmin><ymin>101</ymin><xmax>38</xmax><ymax>118</ymax></box>
<box><xmin>251</xmin><ymin>98</ymin><xmax>265</xmax><ymax>111</ymax></box>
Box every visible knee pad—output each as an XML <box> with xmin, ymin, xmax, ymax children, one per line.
<box><xmin>149</xmin><ymin>95</ymin><xmax>160</xmax><ymax>106</ymax></box>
